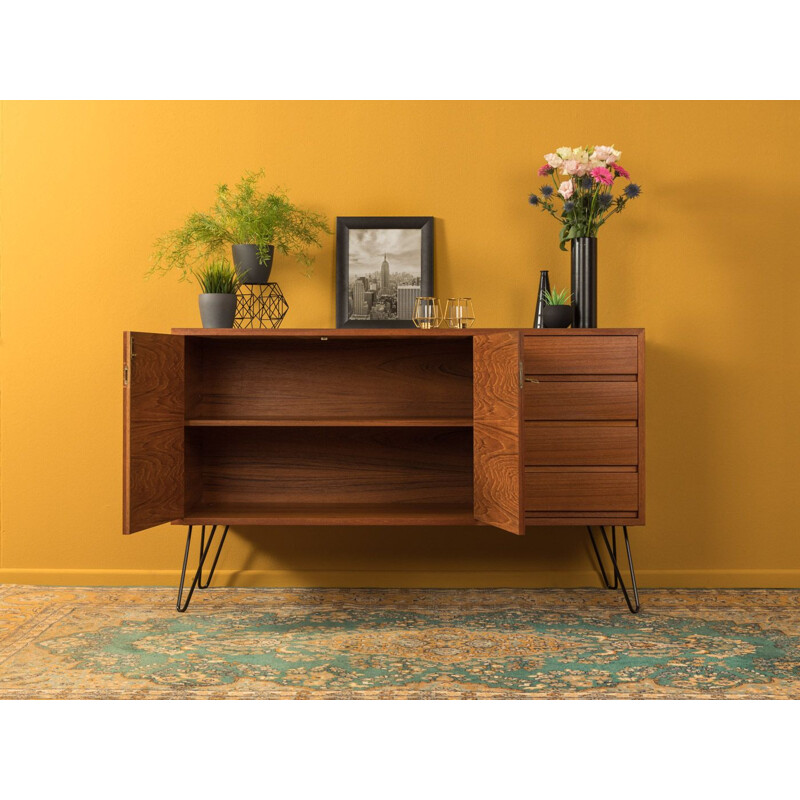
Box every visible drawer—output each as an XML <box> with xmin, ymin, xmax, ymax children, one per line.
<box><xmin>524</xmin><ymin>335</ymin><xmax>637</xmax><ymax>374</ymax></box>
<box><xmin>525</xmin><ymin>470</ymin><xmax>639</xmax><ymax>512</ymax></box>
<box><xmin>524</xmin><ymin>382</ymin><xmax>637</xmax><ymax>420</ymax></box>
<box><xmin>524</xmin><ymin>425</ymin><xmax>638</xmax><ymax>465</ymax></box>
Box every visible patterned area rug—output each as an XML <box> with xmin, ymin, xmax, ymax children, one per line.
<box><xmin>1</xmin><ymin>584</ymin><xmax>799</xmax><ymax>699</ymax></box>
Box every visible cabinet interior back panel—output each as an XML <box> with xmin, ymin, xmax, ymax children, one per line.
<box><xmin>186</xmin><ymin>338</ymin><xmax>474</xmax><ymax>420</ymax></box>
<box><xmin>189</xmin><ymin>427</ymin><xmax>474</xmax><ymax>507</ymax></box>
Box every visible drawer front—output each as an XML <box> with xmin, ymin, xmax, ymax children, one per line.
<box><xmin>525</xmin><ymin>471</ymin><xmax>639</xmax><ymax>512</ymax></box>
<box><xmin>524</xmin><ymin>425</ymin><xmax>638</xmax><ymax>466</ymax></box>
<box><xmin>524</xmin><ymin>336</ymin><xmax>637</xmax><ymax>375</ymax></box>
<box><xmin>524</xmin><ymin>382</ymin><xmax>637</xmax><ymax>420</ymax></box>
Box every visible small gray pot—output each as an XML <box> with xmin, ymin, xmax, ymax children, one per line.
<box><xmin>198</xmin><ymin>293</ymin><xmax>237</xmax><ymax>328</ymax></box>
<box><xmin>232</xmin><ymin>244</ymin><xmax>274</xmax><ymax>284</ymax></box>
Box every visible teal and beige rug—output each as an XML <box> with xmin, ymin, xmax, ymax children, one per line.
<box><xmin>1</xmin><ymin>584</ymin><xmax>799</xmax><ymax>699</ymax></box>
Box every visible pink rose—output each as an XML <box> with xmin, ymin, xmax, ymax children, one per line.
<box><xmin>590</xmin><ymin>166</ymin><xmax>614</xmax><ymax>186</ymax></box>
<box><xmin>558</xmin><ymin>180</ymin><xmax>574</xmax><ymax>200</ymax></box>
<box><xmin>561</xmin><ymin>159</ymin><xmax>580</xmax><ymax>175</ymax></box>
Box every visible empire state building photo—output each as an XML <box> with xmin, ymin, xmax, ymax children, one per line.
<box><xmin>345</xmin><ymin>227</ymin><xmax>424</xmax><ymax>323</ymax></box>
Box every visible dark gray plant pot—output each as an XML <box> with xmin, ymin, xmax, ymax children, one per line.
<box><xmin>542</xmin><ymin>304</ymin><xmax>573</xmax><ymax>328</ymax></box>
<box><xmin>198</xmin><ymin>293</ymin><xmax>237</xmax><ymax>328</ymax></box>
<box><xmin>232</xmin><ymin>244</ymin><xmax>274</xmax><ymax>284</ymax></box>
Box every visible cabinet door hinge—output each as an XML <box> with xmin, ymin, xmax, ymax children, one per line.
<box><xmin>124</xmin><ymin>334</ymin><xmax>135</xmax><ymax>387</ymax></box>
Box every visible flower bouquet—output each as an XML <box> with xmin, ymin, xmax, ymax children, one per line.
<box><xmin>529</xmin><ymin>145</ymin><xmax>641</xmax><ymax>250</ymax></box>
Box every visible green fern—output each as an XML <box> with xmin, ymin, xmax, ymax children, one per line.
<box><xmin>150</xmin><ymin>169</ymin><xmax>331</xmax><ymax>281</ymax></box>
<box><xmin>543</xmin><ymin>286</ymin><xmax>572</xmax><ymax>306</ymax></box>
<box><xmin>193</xmin><ymin>259</ymin><xmax>240</xmax><ymax>294</ymax></box>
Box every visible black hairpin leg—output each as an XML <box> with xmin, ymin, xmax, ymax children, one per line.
<box><xmin>587</xmin><ymin>525</ymin><xmax>641</xmax><ymax>614</ymax></box>
<box><xmin>176</xmin><ymin>524</ymin><xmax>230</xmax><ymax>612</ymax></box>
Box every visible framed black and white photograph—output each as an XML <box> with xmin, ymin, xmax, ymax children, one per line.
<box><xmin>336</xmin><ymin>217</ymin><xmax>434</xmax><ymax>328</ymax></box>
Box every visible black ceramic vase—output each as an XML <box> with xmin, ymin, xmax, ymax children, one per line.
<box><xmin>542</xmin><ymin>305</ymin><xmax>573</xmax><ymax>328</ymax></box>
<box><xmin>232</xmin><ymin>244</ymin><xmax>275</xmax><ymax>285</ymax></box>
<box><xmin>570</xmin><ymin>237</ymin><xmax>597</xmax><ymax>328</ymax></box>
<box><xmin>533</xmin><ymin>269</ymin><xmax>550</xmax><ymax>328</ymax></box>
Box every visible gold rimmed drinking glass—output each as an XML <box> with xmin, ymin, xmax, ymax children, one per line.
<box><xmin>412</xmin><ymin>297</ymin><xmax>442</xmax><ymax>329</ymax></box>
<box><xmin>444</xmin><ymin>297</ymin><xmax>475</xmax><ymax>328</ymax></box>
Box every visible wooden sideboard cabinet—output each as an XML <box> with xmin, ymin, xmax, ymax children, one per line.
<box><xmin>122</xmin><ymin>328</ymin><xmax>645</xmax><ymax>610</ymax></box>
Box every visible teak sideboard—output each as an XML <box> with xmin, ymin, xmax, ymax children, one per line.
<box><xmin>122</xmin><ymin>328</ymin><xmax>645</xmax><ymax>611</ymax></box>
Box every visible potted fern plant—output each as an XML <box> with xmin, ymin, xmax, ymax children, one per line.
<box><xmin>151</xmin><ymin>169</ymin><xmax>331</xmax><ymax>284</ymax></box>
<box><xmin>195</xmin><ymin>258</ymin><xmax>241</xmax><ymax>328</ymax></box>
<box><xmin>542</xmin><ymin>286</ymin><xmax>573</xmax><ymax>328</ymax></box>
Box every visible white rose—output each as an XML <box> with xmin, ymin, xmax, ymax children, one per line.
<box><xmin>556</xmin><ymin>146</ymin><xmax>572</xmax><ymax>160</ymax></box>
<box><xmin>592</xmin><ymin>145</ymin><xmax>622</xmax><ymax>164</ymax></box>
<box><xmin>544</xmin><ymin>152</ymin><xmax>563</xmax><ymax>168</ymax></box>
<box><xmin>571</xmin><ymin>147</ymin><xmax>590</xmax><ymax>164</ymax></box>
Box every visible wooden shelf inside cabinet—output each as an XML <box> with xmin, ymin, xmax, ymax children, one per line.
<box><xmin>179</xmin><ymin>503</ymin><xmax>479</xmax><ymax>527</ymax></box>
<box><xmin>184</xmin><ymin>417</ymin><xmax>474</xmax><ymax>428</ymax></box>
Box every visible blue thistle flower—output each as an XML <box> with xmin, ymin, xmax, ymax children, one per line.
<box><xmin>563</xmin><ymin>201</ymin><xmax>575</xmax><ymax>214</ymax></box>
<box><xmin>624</xmin><ymin>183</ymin><xmax>642</xmax><ymax>199</ymax></box>
<box><xmin>528</xmin><ymin>194</ymin><xmax>540</xmax><ymax>205</ymax></box>
<box><xmin>579</xmin><ymin>176</ymin><xmax>593</xmax><ymax>191</ymax></box>
<box><xmin>540</xmin><ymin>185</ymin><xmax>554</xmax><ymax>198</ymax></box>
<box><xmin>598</xmin><ymin>193</ymin><xmax>613</xmax><ymax>210</ymax></box>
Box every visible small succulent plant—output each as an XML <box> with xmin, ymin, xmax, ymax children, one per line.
<box><xmin>543</xmin><ymin>286</ymin><xmax>572</xmax><ymax>306</ymax></box>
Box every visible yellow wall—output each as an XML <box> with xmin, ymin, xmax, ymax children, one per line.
<box><xmin>2</xmin><ymin>100</ymin><xmax>799</xmax><ymax>588</ymax></box>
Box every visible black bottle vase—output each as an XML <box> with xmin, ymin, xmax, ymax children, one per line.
<box><xmin>533</xmin><ymin>269</ymin><xmax>550</xmax><ymax>328</ymax></box>
<box><xmin>570</xmin><ymin>237</ymin><xmax>597</xmax><ymax>328</ymax></box>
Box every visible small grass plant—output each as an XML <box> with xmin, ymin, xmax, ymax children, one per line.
<box><xmin>194</xmin><ymin>259</ymin><xmax>241</xmax><ymax>294</ymax></box>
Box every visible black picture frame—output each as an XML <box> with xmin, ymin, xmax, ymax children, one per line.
<box><xmin>336</xmin><ymin>216</ymin><xmax>434</xmax><ymax>328</ymax></box>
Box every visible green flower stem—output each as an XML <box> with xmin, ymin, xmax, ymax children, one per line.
<box><xmin>595</xmin><ymin>197</ymin><xmax>628</xmax><ymax>227</ymax></box>
<box><xmin>539</xmin><ymin>201</ymin><xmax>563</xmax><ymax>223</ymax></box>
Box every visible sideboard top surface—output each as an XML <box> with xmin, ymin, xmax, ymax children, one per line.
<box><xmin>170</xmin><ymin>327</ymin><xmax>644</xmax><ymax>337</ymax></box>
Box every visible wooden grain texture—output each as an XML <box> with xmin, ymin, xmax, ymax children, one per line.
<box><xmin>172</xmin><ymin>327</ymin><xmax>642</xmax><ymax>337</ymax></box>
<box><xmin>524</xmin><ymin>470</ymin><xmax>639</xmax><ymax>512</ymax></box>
<box><xmin>186</xmin><ymin>337</ymin><xmax>473</xmax><ymax>420</ymax></box>
<box><xmin>123</xmin><ymin>332</ymin><xmax>184</xmax><ymax>534</ymax></box>
<box><xmin>473</xmin><ymin>332</ymin><xmax>524</xmax><ymax>535</ymax></box>
<box><xmin>525</xmin><ymin>513</ymin><xmax>639</xmax><ymax>526</ymax></box>
<box><xmin>524</xmin><ymin>382</ymin><xmax>638</xmax><ymax>420</ymax></box>
<box><xmin>126</xmin><ymin>327</ymin><xmax>646</xmax><ymax>534</ymax></box>
<box><xmin>524</xmin><ymin>424</ymin><xmax>639</xmax><ymax>465</ymax></box>
<box><xmin>523</xmin><ymin>335</ymin><xmax>638</xmax><ymax>374</ymax></box>
<box><xmin>638</xmin><ymin>330</ymin><xmax>646</xmax><ymax>523</ymax></box>
<box><xmin>180</xmin><ymin>503</ymin><xmax>478</xmax><ymax>526</ymax></box>
<box><xmin>528</xmin><ymin>374</ymin><xmax>635</xmax><ymax>382</ymax></box>
<box><xmin>185</xmin><ymin>417</ymin><xmax>473</xmax><ymax>427</ymax></box>
<box><xmin>191</xmin><ymin>427</ymin><xmax>473</xmax><ymax>508</ymax></box>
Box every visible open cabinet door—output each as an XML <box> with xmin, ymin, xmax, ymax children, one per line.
<box><xmin>123</xmin><ymin>332</ymin><xmax>184</xmax><ymax>534</ymax></box>
<box><xmin>473</xmin><ymin>331</ymin><xmax>525</xmax><ymax>535</ymax></box>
